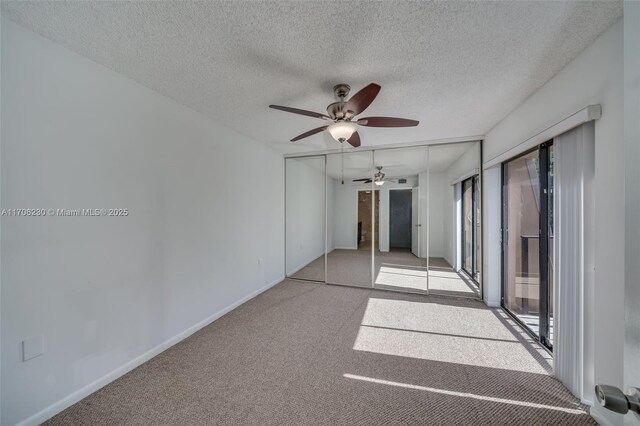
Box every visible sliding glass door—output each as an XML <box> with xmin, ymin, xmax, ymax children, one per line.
<box><xmin>461</xmin><ymin>176</ymin><xmax>479</xmax><ymax>282</ymax></box>
<box><xmin>539</xmin><ymin>144</ymin><xmax>554</xmax><ymax>346</ymax></box>
<box><xmin>502</xmin><ymin>142</ymin><xmax>553</xmax><ymax>349</ymax></box>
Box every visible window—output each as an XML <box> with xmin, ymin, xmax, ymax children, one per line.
<box><xmin>461</xmin><ymin>175</ymin><xmax>480</xmax><ymax>282</ymax></box>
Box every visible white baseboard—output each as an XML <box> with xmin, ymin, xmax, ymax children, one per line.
<box><xmin>286</xmin><ymin>252</ymin><xmax>324</xmax><ymax>276</ymax></box>
<box><xmin>17</xmin><ymin>276</ymin><xmax>284</xmax><ymax>426</ymax></box>
<box><xmin>484</xmin><ymin>299</ymin><xmax>501</xmax><ymax>308</ymax></box>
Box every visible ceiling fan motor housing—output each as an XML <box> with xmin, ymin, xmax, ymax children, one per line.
<box><xmin>326</xmin><ymin>102</ymin><xmax>346</xmax><ymax>120</ymax></box>
<box><xmin>327</xmin><ymin>84</ymin><xmax>352</xmax><ymax>120</ymax></box>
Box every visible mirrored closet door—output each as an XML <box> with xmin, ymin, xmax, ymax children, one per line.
<box><xmin>326</xmin><ymin>150</ymin><xmax>374</xmax><ymax>288</ymax></box>
<box><xmin>283</xmin><ymin>142</ymin><xmax>482</xmax><ymax>299</ymax></box>
<box><xmin>371</xmin><ymin>146</ymin><xmax>429</xmax><ymax>294</ymax></box>
<box><xmin>427</xmin><ymin>142</ymin><xmax>481</xmax><ymax>298</ymax></box>
<box><xmin>285</xmin><ymin>156</ymin><xmax>326</xmax><ymax>282</ymax></box>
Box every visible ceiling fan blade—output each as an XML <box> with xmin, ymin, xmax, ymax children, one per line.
<box><xmin>357</xmin><ymin>117</ymin><xmax>419</xmax><ymax>127</ymax></box>
<box><xmin>270</xmin><ymin>105</ymin><xmax>330</xmax><ymax>120</ymax></box>
<box><xmin>344</xmin><ymin>83</ymin><xmax>381</xmax><ymax>116</ymax></box>
<box><xmin>352</xmin><ymin>178</ymin><xmax>371</xmax><ymax>182</ymax></box>
<box><xmin>347</xmin><ymin>131</ymin><xmax>361</xmax><ymax>148</ymax></box>
<box><xmin>290</xmin><ymin>126</ymin><xmax>328</xmax><ymax>142</ymax></box>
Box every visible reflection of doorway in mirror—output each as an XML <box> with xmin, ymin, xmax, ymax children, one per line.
<box><xmin>357</xmin><ymin>189</ymin><xmax>379</xmax><ymax>250</ymax></box>
<box><xmin>389</xmin><ymin>188</ymin><xmax>413</xmax><ymax>251</ymax></box>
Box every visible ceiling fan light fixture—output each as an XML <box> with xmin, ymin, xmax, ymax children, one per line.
<box><xmin>374</xmin><ymin>180</ymin><xmax>385</xmax><ymax>186</ymax></box>
<box><xmin>328</xmin><ymin>121</ymin><xmax>356</xmax><ymax>142</ymax></box>
<box><xmin>271</xmin><ymin>83</ymin><xmax>420</xmax><ymax>145</ymax></box>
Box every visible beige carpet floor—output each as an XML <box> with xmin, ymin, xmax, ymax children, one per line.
<box><xmin>292</xmin><ymin>249</ymin><xmax>479</xmax><ymax>298</ymax></box>
<box><xmin>46</xmin><ymin>280</ymin><xmax>593</xmax><ymax>425</ymax></box>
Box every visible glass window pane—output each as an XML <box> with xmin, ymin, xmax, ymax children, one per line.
<box><xmin>504</xmin><ymin>150</ymin><xmax>541</xmax><ymax>336</ymax></box>
<box><xmin>475</xmin><ymin>176</ymin><xmax>482</xmax><ymax>282</ymax></box>
<box><xmin>548</xmin><ymin>145</ymin><xmax>554</xmax><ymax>345</ymax></box>
<box><xmin>462</xmin><ymin>178</ymin><xmax>474</xmax><ymax>274</ymax></box>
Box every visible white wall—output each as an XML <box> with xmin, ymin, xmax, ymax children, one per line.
<box><xmin>482</xmin><ymin>18</ymin><xmax>624</xmax><ymax>419</ymax></box>
<box><xmin>326</xmin><ymin>174</ymin><xmax>335</xmax><ymax>253</ymax></box>
<box><xmin>445</xmin><ymin>143</ymin><xmax>480</xmax><ymax>185</ymax></box>
<box><xmin>427</xmin><ymin>172</ymin><xmax>445</xmax><ymax>258</ymax></box>
<box><xmin>624</xmin><ymin>2</ymin><xmax>640</xmax><ymax>425</ymax></box>
<box><xmin>482</xmin><ymin>166</ymin><xmax>502</xmax><ymax>307</ymax></box>
<box><xmin>1</xmin><ymin>19</ymin><xmax>284</xmax><ymax>426</ymax></box>
<box><xmin>418</xmin><ymin>172</ymin><xmax>429</xmax><ymax>258</ymax></box>
<box><xmin>285</xmin><ymin>158</ymin><xmax>325</xmax><ymax>275</ymax></box>
<box><xmin>330</xmin><ymin>179</ymin><xmax>359</xmax><ymax>250</ymax></box>
<box><xmin>441</xmin><ymin>180</ymin><xmax>455</xmax><ymax>268</ymax></box>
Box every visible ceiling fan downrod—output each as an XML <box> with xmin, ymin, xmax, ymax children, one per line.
<box><xmin>341</xmin><ymin>142</ymin><xmax>345</xmax><ymax>185</ymax></box>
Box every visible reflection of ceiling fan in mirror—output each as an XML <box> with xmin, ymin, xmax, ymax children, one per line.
<box><xmin>269</xmin><ymin>83</ymin><xmax>419</xmax><ymax>147</ymax></box>
<box><xmin>353</xmin><ymin>166</ymin><xmax>404</xmax><ymax>186</ymax></box>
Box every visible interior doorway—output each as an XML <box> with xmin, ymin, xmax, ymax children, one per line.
<box><xmin>389</xmin><ymin>189</ymin><xmax>412</xmax><ymax>250</ymax></box>
<box><xmin>357</xmin><ymin>190</ymin><xmax>379</xmax><ymax>250</ymax></box>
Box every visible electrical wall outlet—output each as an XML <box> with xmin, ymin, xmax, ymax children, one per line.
<box><xmin>22</xmin><ymin>335</ymin><xmax>44</xmax><ymax>362</ymax></box>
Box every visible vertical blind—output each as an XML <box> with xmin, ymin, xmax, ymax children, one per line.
<box><xmin>553</xmin><ymin>122</ymin><xmax>595</xmax><ymax>399</ymax></box>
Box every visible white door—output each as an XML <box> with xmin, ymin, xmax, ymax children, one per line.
<box><xmin>411</xmin><ymin>187</ymin><xmax>420</xmax><ymax>256</ymax></box>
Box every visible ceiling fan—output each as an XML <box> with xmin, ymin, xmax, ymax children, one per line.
<box><xmin>269</xmin><ymin>83</ymin><xmax>419</xmax><ymax>147</ymax></box>
<box><xmin>353</xmin><ymin>166</ymin><xmax>401</xmax><ymax>186</ymax></box>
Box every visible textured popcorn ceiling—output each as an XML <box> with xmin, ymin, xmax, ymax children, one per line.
<box><xmin>1</xmin><ymin>1</ymin><xmax>622</xmax><ymax>153</ymax></box>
